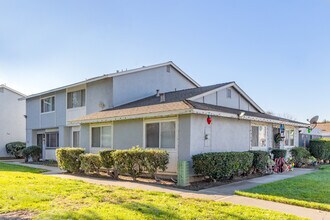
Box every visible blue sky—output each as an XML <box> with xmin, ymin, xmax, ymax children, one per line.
<box><xmin>0</xmin><ymin>0</ymin><xmax>329</xmax><ymax>122</ymax></box>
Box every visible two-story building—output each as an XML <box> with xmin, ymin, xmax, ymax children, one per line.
<box><xmin>25</xmin><ymin>62</ymin><xmax>199</xmax><ymax>160</ymax></box>
<box><xmin>26</xmin><ymin>61</ymin><xmax>308</xmax><ymax>174</ymax></box>
<box><xmin>0</xmin><ymin>85</ymin><xmax>26</xmax><ymax>157</ymax></box>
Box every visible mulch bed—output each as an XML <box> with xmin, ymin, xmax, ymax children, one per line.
<box><xmin>66</xmin><ymin>170</ymin><xmax>268</xmax><ymax>191</ymax></box>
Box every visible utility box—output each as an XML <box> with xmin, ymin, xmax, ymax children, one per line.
<box><xmin>177</xmin><ymin>160</ymin><xmax>190</xmax><ymax>187</ymax></box>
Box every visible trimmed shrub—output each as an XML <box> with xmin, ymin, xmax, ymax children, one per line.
<box><xmin>56</xmin><ymin>148</ymin><xmax>85</xmax><ymax>173</ymax></box>
<box><xmin>192</xmin><ymin>152</ymin><xmax>254</xmax><ymax>181</ymax></box>
<box><xmin>290</xmin><ymin>147</ymin><xmax>311</xmax><ymax>167</ymax></box>
<box><xmin>99</xmin><ymin>149</ymin><xmax>116</xmax><ymax>176</ymax></box>
<box><xmin>80</xmin><ymin>154</ymin><xmax>102</xmax><ymax>174</ymax></box>
<box><xmin>249</xmin><ymin>151</ymin><xmax>269</xmax><ymax>173</ymax></box>
<box><xmin>271</xmin><ymin>149</ymin><xmax>287</xmax><ymax>159</ymax></box>
<box><xmin>143</xmin><ymin>149</ymin><xmax>169</xmax><ymax>179</ymax></box>
<box><xmin>22</xmin><ymin>145</ymin><xmax>42</xmax><ymax>162</ymax></box>
<box><xmin>309</xmin><ymin>138</ymin><xmax>330</xmax><ymax>160</ymax></box>
<box><xmin>5</xmin><ymin>142</ymin><xmax>26</xmax><ymax>158</ymax></box>
<box><xmin>112</xmin><ymin>146</ymin><xmax>145</xmax><ymax>181</ymax></box>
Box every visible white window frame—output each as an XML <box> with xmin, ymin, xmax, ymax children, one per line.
<box><xmin>250</xmin><ymin>123</ymin><xmax>268</xmax><ymax>150</ymax></box>
<box><xmin>45</xmin><ymin>131</ymin><xmax>59</xmax><ymax>148</ymax></box>
<box><xmin>143</xmin><ymin>117</ymin><xmax>178</xmax><ymax>151</ymax></box>
<box><xmin>284</xmin><ymin>128</ymin><xmax>295</xmax><ymax>148</ymax></box>
<box><xmin>67</xmin><ymin>89</ymin><xmax>86</xmax><ymax>109</ymax></box>
<box><xmin>89</xmin><ymin>123</ymin><xmax>113</xmax><ymax>149</ymax></box>
<box><xmin>40</xmin><ymin>95</ymin><xmax>55</xmax><ymax>114</ymax></box>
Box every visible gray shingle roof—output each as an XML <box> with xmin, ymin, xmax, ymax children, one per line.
<box><xmin>101</xmin><ymin>82</ymin><xmax>307</xmax><ymax>126</ymax></box>
<box><xmin>107</xmin><ymin>82</ymin><xmax>234</xmax><ymax>110</ymax></box>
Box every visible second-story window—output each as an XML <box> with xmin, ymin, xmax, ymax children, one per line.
<box><xmin>67</xmin><ymin>89</ymin><xmax>85</xmax><ymax>109</ymax></box>
<box><xmin>41</xmin><ymin>96</ymin><xmax>55</xmax><ymax>113</ymax></box>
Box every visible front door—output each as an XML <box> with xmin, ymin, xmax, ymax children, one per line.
<box><xmin>37</xmin><ymin>134</ymin><xmax>45</xmax><ymax>159</ymax></box>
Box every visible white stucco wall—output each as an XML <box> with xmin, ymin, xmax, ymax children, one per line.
<box><xmin>0</xmin><ymin>88</ymin><xmax>26</xmax><ymax>157</ymax></box>
<box><xmin>190</xmin><ymin>114</ymin><xmax>251</xmax><ymax>158</ymax></box>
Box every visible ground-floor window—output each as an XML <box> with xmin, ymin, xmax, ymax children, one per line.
<box><xmin>91</xmin><ymin>125</ymin><xmax>112</xmax><ymax>148</ymax></box>
<box><xmin>251</xmin><ymin>125</ymin><xmax>267</xmax><ymax>148</ymax></box>
<box><xmin>145</xmin><ymin>120</ymin><xmax>176</xmax><ymax>149</ymax></box>
<box><xmin>46</xmin><ymin>132</ymin><xmax>59</xmax><ymax>148</ymax></box>
<box><xmin>73</xmin><ymin>131</ymin><xmax>80</xmax><ymax>147</ymax></box>
<box><xmin>284</xmin><ymin>129</ymin><xmax>294</xmax><ymax>146</ymax></box>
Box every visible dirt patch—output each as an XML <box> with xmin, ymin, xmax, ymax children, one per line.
<box><xmin>0</xmin><ymin>211</ymin><xmax>36</xmax><ymax>220</ymax></box>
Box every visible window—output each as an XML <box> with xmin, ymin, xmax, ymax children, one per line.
<box><xmin>251</xmin><ymin>125</ymin><xmax>267</xmax><ymax>148</ymax></box>
<box><xmin>46</xmin><ymin>132</ymin><xmax>59</xmax><ymax>148</ymax></box>
<box><xmin>226</xmin><ymin>88</ymin><xmax>232</xmax><ymax>98</ymax></box>
<box><xmin>41</xmin><ymin>96</ymin><xmax>55</xmax><ymax>113</ymax></box>
<box><xmin>73</xmin><ymin>131</ymin><xmax>80</xmax><ymax>147</ymax></box>
<box><xmin>67</xmin><ymin>89</ymin><xmax>85</xmax><ymax>109</ymax></box>
<box><xmin>284</xmin><ymin>129</ymin><xmax>294</xmax><ymax>146</ymax></box>
<box><xmin>146</xmin><ymin>121</ymin><xmax>176</xmax><ymax>148</ymax></box>
<box><xmin>91</xmin><ymin>126</ymin><xmax>112</xmax><ymax>148</ymax></box>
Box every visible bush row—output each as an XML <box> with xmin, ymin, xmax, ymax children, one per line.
<box><xmin>309</xmin><ymin>138</ymin><xmax>330</xmax><ymax>161</ymax></box>
<box><xmin>249</xmin><ymin>150</ymin><xmax>270</xmax><ymax>173</ymax></box>
<box><xmin>22</xmin><ymin>146</ymin><xmax>42</xmax><ymax>162</ymax></box>
<box><xmin>56</xmin><ymin>147</ymin><xmax>169</xmax><ymax>180</ymax></box>
<box><xmin>192</xmin><ymin>152</ymin><xmax>254</xmax><ymax>181</ymax></box>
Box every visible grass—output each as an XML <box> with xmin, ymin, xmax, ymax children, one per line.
<box><xmin>0</xmin><ymin>162</ymin><xmax>303</xmax><ymax>220</ymax></box>
<box><xmin>236</xmin><ymin>165</ymin><xmax>330</xmax><ymax>211</ymax></box>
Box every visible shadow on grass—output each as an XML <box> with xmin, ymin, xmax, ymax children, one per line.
<box><xmin>0</xmin><ymin>162</ymin><xmax>46</xmax><ymax>173</ymax></box>
<box><xmin>123</xmin><ymin>201</ymin><xmax>182</xmax><ymax>219</ymax></box>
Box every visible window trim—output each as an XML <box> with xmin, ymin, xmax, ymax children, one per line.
<box><xmin>284</xmin><ymin>128</ymin><xmax>295</xmax><ymax>148</ymax></box>
<box><xmin>250</xmin><ymin>123</ymin><xmax>268</xmax><ymax>150</ymax></box>
<box><xmin>89</xmin><ymin>123</ymin><xmax>113</xmax><ymax>149</ymax></box>
<box><xmin>67</xmin><ymin>89</ymin><xmax>86</xmax><ymax>109</ymax></box>
<box><xmin>45</xmin><ymin>132</ymin><xmax>59</xmax><ymax>149</ymax></box>
<box><xmin>40</xmin><ymin>95</ymin><xmax>55</xmax><ymax>114</ymax></box>
<box><xmin>143</xmin><ymin>117</ymin><xmax>178</xmax><ymax>151</ymax></box>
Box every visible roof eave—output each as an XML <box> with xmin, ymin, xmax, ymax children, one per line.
<box><xmin>69</xmin><ymin>108</ymin><xmax>194</xmax><ymax>125</ymax></box>
<box><xmin>0</xmin><ymin>85</ymin><xmax>26</xmax><ymax>97</ymax></box>
<box><xmin>192</xmin><ymin>109</ymin><xmax>309</xmax><ymax>127</ymax></box>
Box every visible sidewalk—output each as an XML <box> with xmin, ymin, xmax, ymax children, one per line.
<box><xmin>200</xmin><ymin>168</ymin><xmax>315</xmax><ymax>195</ymax></box>
<box><xmin>4</xmin><ymin>162</ymin><xmax>329</xmax><ymax>220</ymax></box>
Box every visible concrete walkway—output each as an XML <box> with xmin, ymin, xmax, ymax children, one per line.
<box><xmin>3</xmin><ymin>162</ymin><xmax>329</xmax><ymax>220</ymax></box>
<box><xmin>200</xmin><ymin>168</ymin><xmax>315</xmax><ymax>195</ymax></box>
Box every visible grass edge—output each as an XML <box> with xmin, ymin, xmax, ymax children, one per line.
<box><xmin>235</xmin><ymin>191</ymin><xmax>330</xmax><ymax>212</ymax></box>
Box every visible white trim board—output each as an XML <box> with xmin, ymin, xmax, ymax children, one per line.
<box><xmin>71</xmin><ymin>107</ymin><xmax>308</xmax><ymax>128</ymax></box>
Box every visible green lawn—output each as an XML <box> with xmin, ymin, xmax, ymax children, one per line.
<box><xmin>236</xmin><ymin>165</ymin><xmax>330</xmax><ymax>211</ymax></box>
<box><xmin>0</xmin><ymin>162</ymin><xmax>302</xmax><ymax>220</ymax></box>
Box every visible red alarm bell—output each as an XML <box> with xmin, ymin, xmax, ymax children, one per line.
<box><xmin>207</xmin><ymin>115</ymin><xmax>212</xmax><ymax>124</ymax></box>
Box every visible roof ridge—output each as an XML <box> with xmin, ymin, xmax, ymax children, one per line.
<box><xmin>161</xmin><ymin>81</ymin><xmax>234</xmax><ymax>95</ymax></box>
